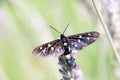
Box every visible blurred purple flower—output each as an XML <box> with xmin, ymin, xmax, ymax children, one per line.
<box><xmin>58</xmin><ymin>53</ymin><xmax>82</xmax><ymax>80</ymax></box>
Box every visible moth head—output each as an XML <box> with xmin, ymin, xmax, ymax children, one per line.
<box><xmin>60</xmin><ymin>34</ymin><xmax>68</xmax><ymax>43</ymax></box>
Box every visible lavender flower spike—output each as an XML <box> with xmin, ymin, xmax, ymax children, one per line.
<box><xmin>58</xmin><ymin>53</ymin><xmax>82</xmax><ymax>80</ymax></box>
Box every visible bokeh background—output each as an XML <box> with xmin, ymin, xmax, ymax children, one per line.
<box><xmin>0</xmin><ymin>0</ymin><xmax>120</xmax><ymax>80</ymax></box>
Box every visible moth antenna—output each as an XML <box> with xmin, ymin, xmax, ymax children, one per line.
<box><xmin>48</xmin><ymin>25</ymin><xmax>61</xmax><ymax>35</ymax></box>
<box><xmin>62</xmin><ymin>23</ymin><xmax>69</xmax><ymax>34</ymax></box>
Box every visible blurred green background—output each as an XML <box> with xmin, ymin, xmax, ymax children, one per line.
<box><xmin>0</xmin><ymin>0</ymin><xmax>118</xmax><ymax>80</ymax></box>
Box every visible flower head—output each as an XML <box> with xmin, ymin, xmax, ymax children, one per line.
<box><xmin>58</xmin><ymin>53</ymin><xmax>82</xmax><ymax>80</ymax></box>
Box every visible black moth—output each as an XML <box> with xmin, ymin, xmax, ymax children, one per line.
<box><xmin>33</xmin><ymin>24</ymin><xmax>99</xmax><ymax>57</ymax></box>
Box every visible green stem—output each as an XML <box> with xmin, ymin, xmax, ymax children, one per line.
<box><xmin>91</xmin><ymin>0</ymin><xmax>120</xmax><ymax>64</ymax></box>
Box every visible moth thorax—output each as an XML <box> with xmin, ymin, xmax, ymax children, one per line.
<box><xmin>64</xmin><ymin>47</ymin><xmax>71</xmax><ymax>55</ymax></box>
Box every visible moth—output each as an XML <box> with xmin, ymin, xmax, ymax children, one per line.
<box><xmin>33</xmin><ymin>24</ymin><xmax>99</xmax><ymax>57</ymax></box>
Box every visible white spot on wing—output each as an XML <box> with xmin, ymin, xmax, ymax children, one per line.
<box><xmin>79</xmin><ymin>35</ymin><xmax>82</xmax><ymax>38</ymax></box>
<box><xmin>57</xmin><ymin>48</ymin><xmax>59</xmax><ymax>52</ymax></box>
<box><xmin>87</xmin><ymin>37</ymin><xmax>90</xmax><ymax>40</ymax></box>
<box><xmin>71</xmin><ymin>43</ymin><xmax>74</xmax><ymax>45</ymax></box>
<box><xmin>43</xmin><ymin>48</ymin><xmax>46</xmax><ymax>53</ymax></box>
<box><xmin>88</xmin><ymin>33</ymin><xmax>91</xmax><ymax>36</ymax></box>
<box><xmin>75</xmin><ymin>44</ymin><xmax>77</xmax><ymax>47</ymax></box>
<box><xmin>48</xmin><ymin>43</ymin><xmax>51</xmax><ymax>47</ymax></box>
<box><xmin>51</xmin><ymin>47</ymin><xmax>54</xmax><ymax>51</ymax></box>
<box><xmin>78</xmin><ymin>39</ymin><xmax>81</xmax><ymax>43</ymax></box>
<box><xmin>40</xmin><ymin>47</ymin><xmax>42</xmax><ymax>49</ymax></box>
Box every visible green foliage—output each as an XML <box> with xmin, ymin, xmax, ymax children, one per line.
<box><xmin>0</xmin><ymin>0</ymin><xmax>115</xmax><ymax>80</ymax></box>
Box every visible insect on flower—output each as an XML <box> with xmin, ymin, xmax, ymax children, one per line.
<box><xmin>33</xmin><ymin>24</ymin><xmax>99</xmax><ymax>57</ymax></box>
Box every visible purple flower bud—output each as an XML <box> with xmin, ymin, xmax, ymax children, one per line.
<box><xmin>58</xmin><ymin>53</ymin><xmax>83</xmax><ymax>80</ymax></box>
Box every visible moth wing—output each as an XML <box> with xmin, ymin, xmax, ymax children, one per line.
<box><xmin>33</xmin><ymin>39</ymin><xmax>64</xmax><ymax>57</ymax></box>
<box><xmin>68</xmin><ymin>31</ymin><xmax>99</xmax><ymax>51</ymax></box>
